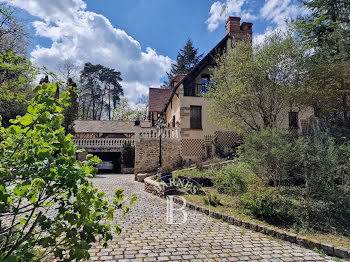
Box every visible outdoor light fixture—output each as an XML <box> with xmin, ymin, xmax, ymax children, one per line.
<box><xmin>155</xmin><ymin>116</ymin><xmax>167</xmax><ymax>167</ymax></box>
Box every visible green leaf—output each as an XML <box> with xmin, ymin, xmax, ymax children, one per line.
<box><xmin>13</xmin><ymin>184</ymin><xmax>31</xmax><ymax>196</ymax></box>
<box><xmin>4</xmin><ymin>256</ymin><xmax>17</xmax><ymax>262</ymax></box>
<box><xmin>28</xmin><ymin>190</ymin><xmax>38</xmax><ymax>203</ymax></box>
<box><xmin>37</xmin><ymin>148</ymin><xmax>51</xmax><ymax>160</ymax></box>
<box><xmin>20</xmin><ymin>114</ymin><xmax>33</xmax><ymax>126</ymax></box>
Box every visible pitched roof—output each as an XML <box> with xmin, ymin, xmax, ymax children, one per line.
<box><xmin>149</xmin><ymin>88</ymin><xmax>172</xmax><ymax>113</ymax></box>
<box><xmin>171</xmin><ymin>74</ymin><xmax>186</xmax><ymax>83</ymax></box>
<box><xmin>74</xmin><ymin>120</ymin><xmax>151</xmax><ymax>133</ymax></box>
<box><xmin>163</xmin><ymin>35</ymin><xmax>229</xmax><ymax>112</ymax></box>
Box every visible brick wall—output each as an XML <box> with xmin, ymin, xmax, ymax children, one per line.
<box><xmin>134</xmin><ymin>139</ymin><xmax>181</xmax><ymax>176</ymax></box>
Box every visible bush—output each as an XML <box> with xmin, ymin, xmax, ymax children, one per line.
<box><xmin>175</xmin><ymin>156</ymin><xmax>186</xmax><ymax>169</ymax></box>
<box><xmin>160</xmin><ymin>164</ymin><xmax>173</xmax><ymax>174</ymax></box>
<box><xmin>240</xmin><ymin>183</ymin><xmax>293</xmax><ymax>225</ymax></box>
<box><xmin>239</xmin><ymin>128</ymin><xmax>300</xmax><ymax>187</ymax></box>
<box><xmin>195</xmin><ymin>159</ymin><xmax>204</xmax><ymax>170</ymax></box>
<box><xmin>122</xmin><ymin>141</ymin><xmax>135</xmax><ymax>168</ymax></box>
<box><xmin>0</xmin><ymin>83</ymin><xmax>136</xmax><ymax>261</ymax></box>
<box><xmin>213</xmin><ymin>137</ymin><xmax>224</xmax><ymax>158</ymax></box>
<box><xmin>204</xmin><ymin>192</ymin><xmax>221</xmax><ymax>207</ymax></box>
<box><xmin>214</xmin><ymin>163</ymin><xmax>258</xmax><ymax>196</ymax></box>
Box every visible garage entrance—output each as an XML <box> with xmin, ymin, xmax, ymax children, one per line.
<box><xmin>94</xmin><ymin>152</ymin><xmax>122</xmax><ymax>173</ymax></box>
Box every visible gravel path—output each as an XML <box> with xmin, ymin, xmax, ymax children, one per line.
<box><xmin>88</xmin><ymin>174</ymin><xmax>336</xmax><ymax>262</ymax></box>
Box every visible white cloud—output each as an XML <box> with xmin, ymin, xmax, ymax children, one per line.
<box><xmin>254</xmin><ymin>0</ymin><xmax>306</xmax><ymax>45</ymax></box>
<box><xmin>3</xmin><ymin>0</ymin><xmax>172</xmax><ymax>103</ymax></box>
<box><xmin>260</xmin><ymin>0</ymin><xmax>304</xmax><ymax>27</ymax></box>
<box><xmin>206</xmin><ymin>0</ymin><xmax>257</xmax><ymax>32</ymax></box>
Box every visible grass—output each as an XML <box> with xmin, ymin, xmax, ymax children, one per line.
<box><xmin>173</xmin><ymin>167</ymin><xmax>219</xmax><ymax>179</ymax></box>
<box><xmin>182</xmin><ymin>186</ymin><xmax>350</xmax><ymax>251</ymax></box>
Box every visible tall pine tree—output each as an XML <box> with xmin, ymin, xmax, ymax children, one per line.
<box><xmin>294</xmin><ymin>0</ymin><xmax>350</xmax><ymax>128</ymax></box>
<box><xmin>165</xmin><ymin>38</ymin><xmax>203</xmax><ymax>86</ymax></box>
<box><xmin>294</xmin><ymin>0</ymin><xmax>350</xmax><ymax>63</ymax></box>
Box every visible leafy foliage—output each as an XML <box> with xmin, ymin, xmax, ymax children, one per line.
<box><xmin>0</xmin><ymin>52</ymin><xmax>38</xmax><ymax>127</ymax></box>
<box><xmin>240</xmin><ymin>183</ymin><xmax>292</xmax><ymax>225</ymax></box>
<box><xmin>214</xmin><ymin>163</ymin><xmax>258</xmax><ymax>196</ymax></box>
<box><xmin>294</xmin><ymin>0</ymin><xmax>350</xmax><ymax>128</ymax></box>
<box><xmin>113</xmin><ymin>97</ymin><xmax>147</xmax><ymax>121</ymax></box>
<box><xmin>238</xmin><ymin>126</ymin><xmax>350</xmax><ymax>233</ymax></box>
<box><xmin>0</xmin><ymin>83</ymin><xmax>136</xmax><ymax>261</ymax></box>
<box><xmin>0</xmin><ymin>4</ymin><xmax>30</xmax><ymax>55</ymax></box>
<box><xmin>122</xmin><ymin>141</ymin><xmax>135</xmax><ymax>168</ymax></box>
<box><xmin>204</xmin><ymin>192</ymin><xmax>221</xmax><ymax>207</ymax></box>
<box><xmin>238</xmin><ymin>128</ymin><xmax>301</xmax><ymax>187</ymax></box>
<box><xmin>205</xmin><ymin>32</ymin><xmax>308</xmax><ymax>132</ymax></box>
<box><xmin>62</xmin><ymin>78</ymin><xmax>79</xmax><ymax>135</ymax></box>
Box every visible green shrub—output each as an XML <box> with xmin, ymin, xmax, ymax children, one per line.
<box><xmin>239</xmin><ymin>128</ymin><xmax>301</xmax><ymax>187</ymax></box>
<box><xmin>175</xmin><ymin>156</ymin><xmax>186</xmax><ymax>169</ymax></box>
<box><xmin>214</xmin><ymin>163</ymin><xmax>258</xmax><ymax>196</ymax></box>
<box><xmin>204</xmin><ymin>192</ymin><xmax>221</xmax><ymax>207</ymax></box>
<box><xmin>240</xmin><ymin>183</ymin><xmax>293</xmax><ymax>225</ymax></box>
<box><xmin>213</xmin><ymin>137</ymin><xmax>224</xmax><ymax>158</ymax></box>
<box><xmin>0</xmin><ymin>83</ymin><xmax>136</xmax><ymax>261</ymax></box>
<box><xmin>122</xmin><ymin>141</ymin><xmax>135</xmax><ymax>168</ymax></box>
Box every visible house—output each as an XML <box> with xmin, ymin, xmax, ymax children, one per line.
<box><xmin>147</xmin><ymin>16</ymin><xmax>313</xmax><ymax>163</ymax></box>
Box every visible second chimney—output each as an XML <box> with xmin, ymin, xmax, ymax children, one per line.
<box><xmin>226</xmin><ymin>16</ymin><xmax>253</xmax><ymax>41</ymax></box>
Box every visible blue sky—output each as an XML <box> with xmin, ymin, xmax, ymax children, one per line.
<box><xmin>4</xmin><ymin>0</ymin><xmax>305</xmax><ymax>103</ymax></box>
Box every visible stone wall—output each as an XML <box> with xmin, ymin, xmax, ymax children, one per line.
<box><xmin>134</xmin><ymin>139</ymin><xmax>181</xmax><ymax>176</ymax></box>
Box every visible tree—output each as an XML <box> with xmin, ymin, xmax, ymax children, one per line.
<box><xmin>0</xmin><ymin>82</ymin><xmax>136</xmax><ymax>261</ymax></box>
<box><xmin>56</xmin><ymin>59</ymin><xmax>80</xmax><ymax>84</ymax></box>
<box><xmin>100</xmin><ymin>67</ymin><xmax>123</xmax><ymax>120</ymax></box>
<box><xmin>113</xmin><ymin>97</ymin><xmax>147</xmax><ymax>121</ymax></box>
<box><xmin>294</xmin><ymin>0</ymin><xmax>350</xmax><ymax>127</ymax></box>
<box><xmin>79</xmin><ymin>63</ymin><xmax>103</xmax><ymax>120</ymax></box>
<box><xmin>0</xmin><ymin>4</ymin><xmax>30</xmax><ymax>55</ymax></box>
<box><xmin>294</xmin><ymin>0</ymin><xmax>350</xmax><ymax>64</ymax></box>
<box><xmin>79</xmin><ymin>63</ymin><xmax>123</xmax><ymax>120</ymax></box>
<box><xmin>205</xmin><ymin>32</ymin><xmax>308</xmax><ymax>132</ymax></box>
<box><xmin>62</xmin><ymin>78</ymin><xmax>79</xmax><ymax>134</ymax></box>
<box><xmin>0</xmin><ymin>52</ymin><xmax>37</xmax><ymax>127</ymax></box>
<box><xmin>165</xmin><ymin>38</ymin><xmax>203</xmax><ymax>85</ymax></box>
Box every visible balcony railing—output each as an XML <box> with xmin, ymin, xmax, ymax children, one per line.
<box><xmin>74</xmin><ymin>138</ymin><xmax>134</xmax><ymax>149</ymax></box>
<box><xmin>135</xmin><ymin>127</ymin><xmax>181</xmax><ymax>141</ymax></box>
<box><xmin>185</xmin><ymin>84</ymin><xmax>207</xmax><ymax>97</ymax></box>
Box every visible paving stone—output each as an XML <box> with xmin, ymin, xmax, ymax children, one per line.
<box><xmin>83</xmin><ymin>174</ymin><xmax>336</xmax><ymax>262</ymax></box>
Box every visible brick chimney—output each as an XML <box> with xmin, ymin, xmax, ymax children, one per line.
<box><xmin>226</xmin><ymin>16</ymin><xmax>253</xmax><ymax>41</ymax></box>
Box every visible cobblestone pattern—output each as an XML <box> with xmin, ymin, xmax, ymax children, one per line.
<box><xmin>89</xmin><ymin>174</ymin><xmax>337</xmax><ymax>262</ymax></box>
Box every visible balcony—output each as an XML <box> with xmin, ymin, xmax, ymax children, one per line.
<box><xmin>135</xmin><ymin>127</ymin><xmax>181</xmax><ymax>141</ymax></box>
<box><xmin>184</xmin><ymin>84</ymin><xmax>207</xmax><ymax>97</ymax></box>
<box><xmin>74</xmin><ymin>138</ymin><xmax>134</xmax><ymax>152</ymax></box>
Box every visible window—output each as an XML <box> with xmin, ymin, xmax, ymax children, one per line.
<box><xmin>190</xmin><ymin>106</ymin><xmax>202</xmax><ymax>129</ymax></box>
<box><xmin>172</xmin><ymin>115</ymin><xmax>175</xmax><ymax>127</ymax></box>
<box><xmin>201</xmin><ymin>74</ymin><xmax>210</xmax><ymax>93</ymax></box>
<box><xmin>289</xmin><ymin>112</ymin><xmax>299</xmax><ymax>129</ymax></box>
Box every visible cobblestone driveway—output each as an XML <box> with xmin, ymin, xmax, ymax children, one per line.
<box><xmin>89</xmin><ymin>174</ymin><xmax>336</xmax><ymax>262</ymax></box>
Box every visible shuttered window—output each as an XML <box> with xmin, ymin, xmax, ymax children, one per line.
<box><xmin>190</xmin><ymin>106</ymin><xmax>202</xmax><ymax>129</ymax></box>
